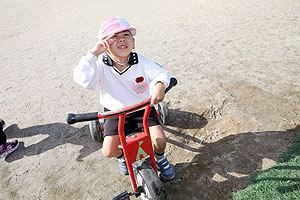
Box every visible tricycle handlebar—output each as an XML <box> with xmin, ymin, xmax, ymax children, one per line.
<box><xmin>165</xmin><ymin>77</ymin><xmax>177</xmax><ymax>94</ymax></box>
<box><xmin>67</xmin><ymin>112</ymin><xmax>99</xmax><ymax>125</ymax></box>
<box><xmin>67</xmin><ymin>77</ymin><xmax>177</xmax><ymax>125</ymax></box>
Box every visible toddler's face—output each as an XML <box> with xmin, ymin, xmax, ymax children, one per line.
<box><xmin>108</xmin><ymin>30</ymin><xmax>135</xmax><ymax>59</ymax></box>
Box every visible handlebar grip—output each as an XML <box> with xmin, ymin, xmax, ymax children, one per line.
<box><xmin>165</xmin><ymin>77</ymin><xmax>178</xmax><ymax>94</ymax></box>
<box><xmin>67</xmin><ymin>112</ymin><xmax>98</xmax><ymax>125</ymax></box>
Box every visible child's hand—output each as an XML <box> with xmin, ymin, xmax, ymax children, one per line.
<box><xmin>90</xmin><ymin>34</ymin><xmax>116</xmax><ymax>57</ymax></box>
<box><xmin>150</xmin><ymin>82</ymin><xmax>166</xmax><ymax>107</ymax></box>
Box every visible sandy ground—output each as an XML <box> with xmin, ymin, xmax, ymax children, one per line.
<box><xmin>1</xmin><ymin>0</ymin><xmax>300</xmax><ymax>199</ymax></box>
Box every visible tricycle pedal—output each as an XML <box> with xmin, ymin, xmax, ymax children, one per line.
<box><xmin>112</xmin><ymin>190</ymin><xmax>130</xmax><ymax>200</ymax></box>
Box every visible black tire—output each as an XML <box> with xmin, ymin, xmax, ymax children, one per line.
<box><xmin>157</xmin><ymin>101</ymin><xmax>169</xmax><ymax>125</ymax></box>
<box><xmin>88</xmin><ymin>120</ymin><xmax>104</xmax><ymax>142</ymax></box>
<box><xmin>133</xmin><ymin>158</ymin><xmax>167</xmax><ymax>200</ymax></box>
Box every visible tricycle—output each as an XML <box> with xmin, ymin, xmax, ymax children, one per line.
<box><xmin>67</xmin><ymin>78</ymin><xmax>177</xmax><ymax>199</ymax></box>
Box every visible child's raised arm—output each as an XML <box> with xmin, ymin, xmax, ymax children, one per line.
<box><xmin>91</xmin><ymin>34</ymin><xmax>116</xmax><ymax>57</ymax></box>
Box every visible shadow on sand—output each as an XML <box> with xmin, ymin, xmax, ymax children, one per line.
<box><xmin>4</xmin><ymin>108</ymin><xmax>204</xmax><ymax>163</ymax></box>
<box><xmin>4</xmin><ymin>122</ymin><xmax>102</xmax><ymax>162</ymax></box>
<box><xmin>4</xmin><ymin>109</ymin><xmax>299</xmax><ymax>199</ymax></box>
<box><xmin>164</xmin><ymin>108</ymin><xmax>208</xmax><ymax>152</ymax></box>
<box><xmin>164</xmin><ymin>125</ymin><xmax>300</xmax><ymax>200</ymax></box>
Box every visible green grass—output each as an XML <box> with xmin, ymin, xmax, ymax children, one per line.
<box><xmin>232</xmin><ymin>133</ymin><xmax>300</xmax><ymax>200</ymax></box>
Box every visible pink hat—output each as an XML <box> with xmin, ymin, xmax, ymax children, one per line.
<box><xmin>99</xmin><ymin>16</ymin><xmax>136</xmax><ymax>40</ymax></box>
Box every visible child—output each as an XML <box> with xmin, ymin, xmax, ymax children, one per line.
<box><xmin>0</xmin><ymin>119</ymin><xmax>19</xmax><ymax>159</ymax></box>
<box><xmin>73</xmin><ymin>16</ymin><xmax>175</xmax><ymax>180</ymax></box>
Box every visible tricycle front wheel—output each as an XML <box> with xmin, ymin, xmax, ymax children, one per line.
<box><xmin>133</xmin><ymin>159</ymin><xmax>167</xmax><ymax>200</ymax></box>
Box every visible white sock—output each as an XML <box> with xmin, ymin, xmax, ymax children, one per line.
<box><xmin>118</xmin><ymin>156</ymin><xmax>126</xmax><ymax>162</ymax></box>
<box><xmin>154</xmin><ymin>152</ymin><xmax>165</xmax><ymax>160</ymax></box>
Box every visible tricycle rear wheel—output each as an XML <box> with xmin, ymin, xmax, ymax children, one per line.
<box><xmin>157</xmin><ymin>101</ymin><xmax>169</xmax><ymax>125</ymax></box>
<box><xmin>88</xmin><ymin>120</ymin><xmax>104</xmax><ymax>142</ymax></box>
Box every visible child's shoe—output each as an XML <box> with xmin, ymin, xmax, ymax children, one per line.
<box><xmin>156</xmin><ymin>155</ymin><xmax>175</xmax><ymax>180</ymax></box>
<box><xmin>118</xmin><ymin>157</ymin><xmax>129</xmax><ymax>175</ymax></box>
<box><xmin>0</xmin><ymin>140</ymin><xmax>19</xmax><ymax>159</ymax></box>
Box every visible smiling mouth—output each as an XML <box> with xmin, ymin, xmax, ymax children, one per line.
<box><xmin>118</xmin><ymin>45</ymin><xmax>128</xmax><ymax>49</ymax></box>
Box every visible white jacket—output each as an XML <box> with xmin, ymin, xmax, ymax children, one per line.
<box><xmin>73</xmin><ymin>52</ymin><xmax>170</xmax><ymax>110</ymax></box>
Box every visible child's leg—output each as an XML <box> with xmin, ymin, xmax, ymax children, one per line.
<box><xmin>149</xmin><ymin>125</ymin><xmax>166</xmax><ymax>154</ymax></box>
<box><xmin>102</xmin><ymin>135</ymin><xmax>122</xmax><ymax>158</ymax></box>
<box><xmin>101</xmin><ymin>111</ymin><xmax>129</xmax><ymax>175</ymax></box>
<box><xmin>102</xmin><ymin>134</ymin><xmax>128</xmax><ymax>175</ymax></box>
<box><xmin>149</xmin><ymin>124</ymin><xmax>175</xmax><ymax>180</ymax></box>
<box><xmin>0</xmin><ymin>119</ymin><xmax>7</xmax><ymax>147</ymax></box>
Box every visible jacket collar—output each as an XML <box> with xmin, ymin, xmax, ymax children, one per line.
<box><xmin>103</xmin><ymin>52</ymin><xmax>139</xmax><ymax>66</ymax></box>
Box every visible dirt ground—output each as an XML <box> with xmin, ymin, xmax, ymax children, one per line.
<box><xmin>1</xmin><ymin>0</ymin><xmax>300</xmax><ymax>199</ymax></box>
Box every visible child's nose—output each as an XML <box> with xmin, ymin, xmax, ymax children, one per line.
<box><xmin>118</xmin><ymin>37</ymin><xmax>125</xmax><ymax>42</ymax></box>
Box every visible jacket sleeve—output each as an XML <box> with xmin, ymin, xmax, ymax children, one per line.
<box><xmin>148</xmin><ymin>62</ymin><xmax>171</xmax><ymax>91</ymax></box>
<box><xmin>73</xmin><ymin>52</ymin><xmax>100</xmax><ymax>90</ymax></box>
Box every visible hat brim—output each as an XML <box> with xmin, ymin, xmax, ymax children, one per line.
<box><xmin>100</xmin><ymin>27</ymin><xmax>136</xmax><ymax>39</ymax></box>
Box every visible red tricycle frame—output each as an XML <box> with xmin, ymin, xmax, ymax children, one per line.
<box><xmin>97</xmin><ymin>97</ymin><xmax>157</xmax><ymax>192</ymax></box>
